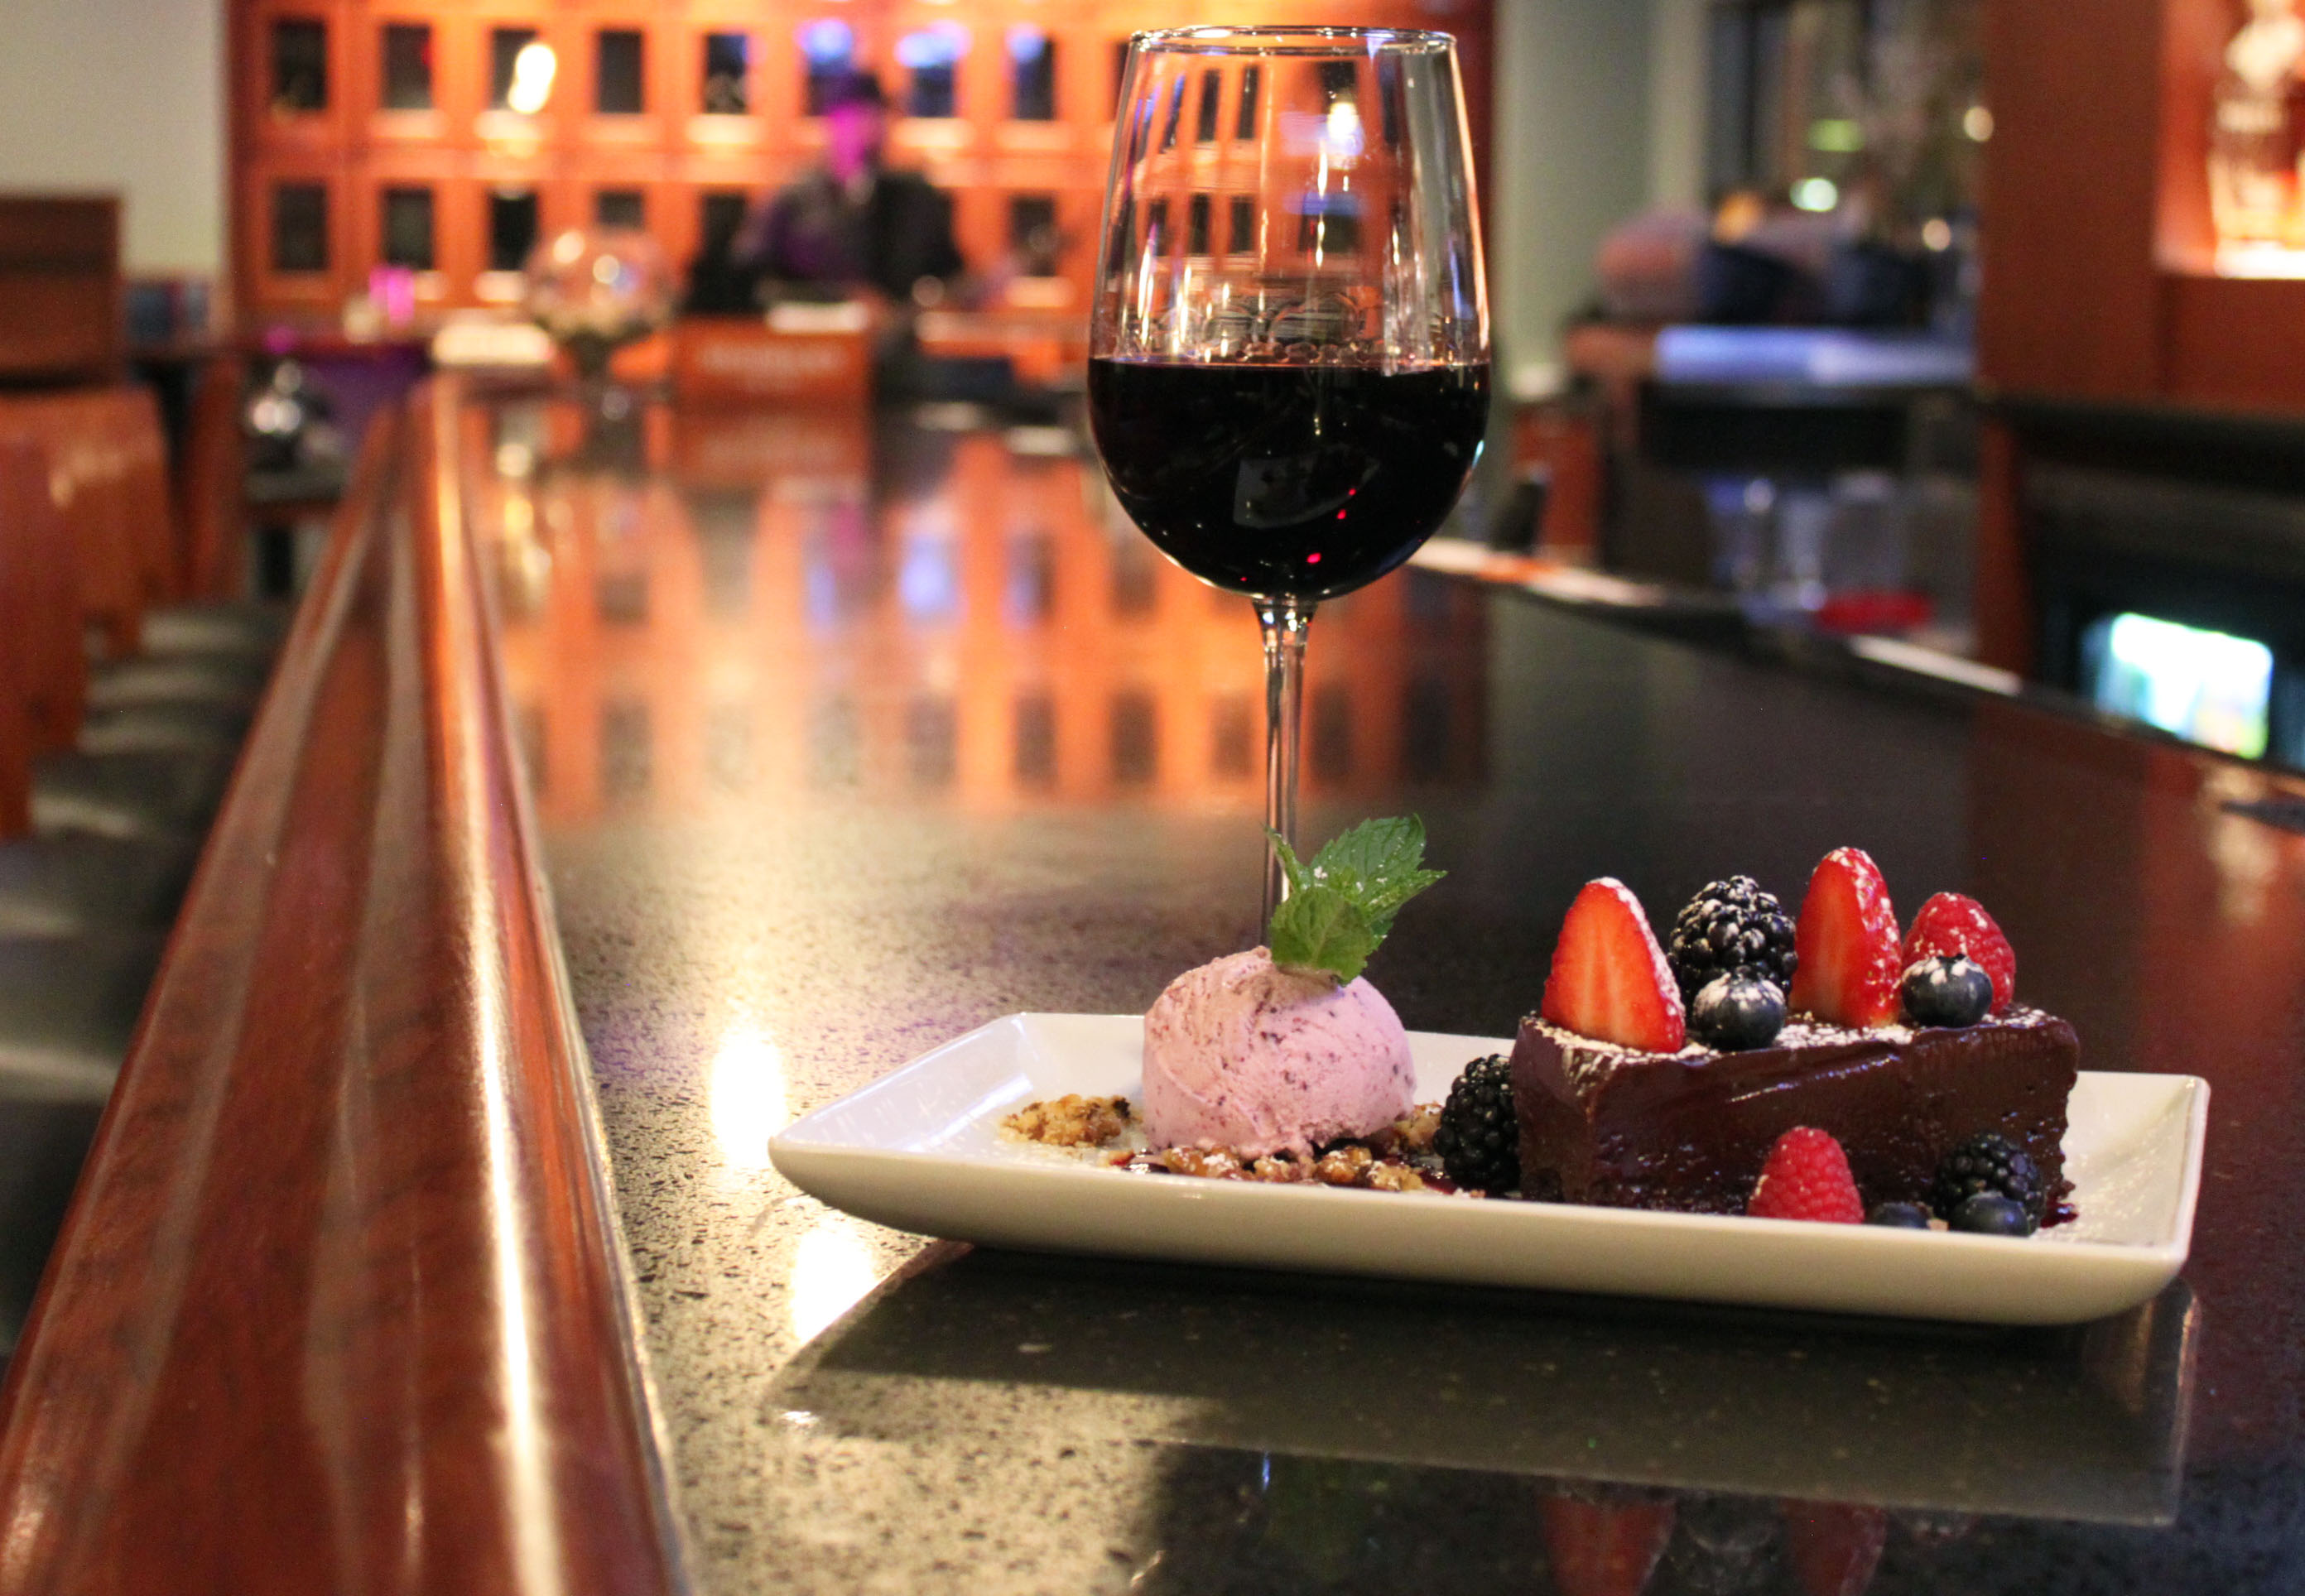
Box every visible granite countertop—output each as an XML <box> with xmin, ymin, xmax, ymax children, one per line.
<box><xmin>481</xmin><ymin>395</ymin><xmax>2305</xmax><ymax>1594</ymax></box>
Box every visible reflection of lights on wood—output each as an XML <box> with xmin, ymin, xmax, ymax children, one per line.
<box><xmin>490</xmin><ymin>402</ymin><xmax>1487</xmax><ymax>824</ymax></box>
<box><xmin>791</xmin><ymin>1212</ymin><xmax>883</xmax><ymax>1344</ymax></box>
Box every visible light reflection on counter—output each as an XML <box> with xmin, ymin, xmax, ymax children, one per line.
<box><xmin>708</xmin><ymin>1023</ymin><xmax>789</xmax><ymax>1174</ymax></box>
<box><xmin>789</xmin><ymin>1212</ymin><xmax>883</xmax><ymax>1345</ymax></box>
<box><xmin>479</xmin><ymin>401</ymin><xmax>1489</xmax><ymax>825</ymax></box>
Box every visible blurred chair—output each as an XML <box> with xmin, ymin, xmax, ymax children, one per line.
<box><xmin>0</xmin><ymin>200</ymin><xmax>266</xmax><ymax>1355</ymax></box>
<box><xmin>0</xmin><ymin>416</ymin><xmax>223</xmax><ymax>1364</ymax></box>
<box><xmin>0</xmin><ymin>421</ymin><xmax>249</xmax><ymax>848</ymax></box>
<box><xmin>0</xmin><ymin>433</ymin><xmax>176</xmax><ymax>1106</ymax></box>
<box><xmin>0</xmin><ymin>439</ymin><xmax>41</xmax><ymax>835</ymax></box>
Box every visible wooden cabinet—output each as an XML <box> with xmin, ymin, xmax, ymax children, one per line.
<box><xmin>228</xmin><ymin>0</ymin><xmax>1492</xmax><ymax>324</ymax></box>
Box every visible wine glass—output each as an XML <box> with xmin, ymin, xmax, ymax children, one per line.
<box><xmin>1088</xmin><ymin>26</ymin><xmax>1489</xmax><ymax>921</ymax></box>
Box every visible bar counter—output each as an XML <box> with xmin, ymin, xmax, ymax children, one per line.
<box><xmin>3</xmin><ymin>377</ymin><xmax>2302</xmax><ymax>1593</ymax></box>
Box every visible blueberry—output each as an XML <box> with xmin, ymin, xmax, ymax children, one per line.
<box><xmin>1866</xmin><ymin>1201</ymin><xmax>1932</xmax><ymax>1228</ymax></box>
<box><xmin>1689</xmin><ymin>974</ymin><xmax>1787</xmax><ymax>1050</ymax></box>
<box><xmin>1900</xmin><ymin>954</ymin><xmax>1992</xmax><ymax>1029</ymax></box>
<box><xmin>1948</xmin><ymin>1192</ymin><xmax>2033</xmax><ymax>1236</ymax></box>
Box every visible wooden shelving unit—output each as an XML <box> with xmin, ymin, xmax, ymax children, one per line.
<box><xmin>226</xmin><ymin>0</ymin><xmax>1492</xmax><ymax>326</ymax></box>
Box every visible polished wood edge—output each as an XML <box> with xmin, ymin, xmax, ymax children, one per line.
<box><xmin>0</xmin><ymin>377</ymin><xmax>689</xmax><ymax>1594</ymax></box>
<box><xmin>419</xmin><ymin>373</ymin><xmax>698</xmax><ymax>1583</ymax></box>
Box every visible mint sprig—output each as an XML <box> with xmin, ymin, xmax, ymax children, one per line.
<box><xmin>1267</xmin><ymin>815</ymin><xmax>1445</xmax><ymax>983</ymax></box>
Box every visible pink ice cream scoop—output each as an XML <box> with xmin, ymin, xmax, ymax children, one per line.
<box><xmin>1141</xmin><ymin>946</ymin><xmax>1415</xmax><ymax>1157</ymax></box>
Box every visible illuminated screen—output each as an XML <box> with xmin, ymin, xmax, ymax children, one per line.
<box><xmin>2087</xmin><ymin>612</ymin><xmax>2273</xmax><ymax>759</ymax></box>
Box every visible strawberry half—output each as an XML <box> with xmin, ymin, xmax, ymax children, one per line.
<box><xmin>1782</xmin><ymin>1501</ymin><xmax>1889</xmax><ymax>1596</ymax></box>
<box><xmin>1539</xmin><ymin>1494</ymin><xmax>1677</xmax><ymax>1596</ymax></box>
<box><xmin>1904</xmin><ymin>892</ymin><xmax>2016</xmax><ymax>1014</ymax></box>
<box><xmin>1747</xmin><ymin>1127</ymin><xmax>1865</xmax><ymax>1223</ymax></box>
<box><xmin>1788</xmin><ymin>848</ymin><xmax>1901</xmax><ymax>1027</ymax></box>
<box><xmin>1542</xmin><ymin>879</ymin><xmax>1687</xmax><ymax>1052</ymax></box>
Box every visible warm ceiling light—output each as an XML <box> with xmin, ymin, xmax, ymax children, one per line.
<box><xmin>1791</xmin><ymin>176</ymin><xmax>1838</xmax><ymax>213</ymax></box>
<box><xmin>507</xmin><ymin>41</ymin><xmax>556</xmax><ymax>114</ymax></box>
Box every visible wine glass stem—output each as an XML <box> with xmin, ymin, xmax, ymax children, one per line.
<box><xmin>1258</xmin><ymin>599</ymin><xmax>1313</xmax><ymax>926</ymax></box>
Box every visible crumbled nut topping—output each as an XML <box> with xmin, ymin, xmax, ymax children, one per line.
<box><xmin>1008</xmin><ymin>1096</ymin><xmax>1462</xmax><ymax>1195</ymax></box>
<box><xmin>1369</xmin><ymin>1104</ymin><xmax>1441</xmax><ymax>1157</ymax></box>
<box><xmin>1002</xmin><ymin>1094</ymin><xmax>1132</xmax><ymax>1147</ymax></box>
<box><xmin>1366</xmin><ymin>1161</ymin><xmax>1427</xmax><ymax>1193</ymax></box>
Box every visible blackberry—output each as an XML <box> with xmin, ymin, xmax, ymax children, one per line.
<box><xmin>1667</xmin><ymin>876</ymin><xmax>1797</xmax><ymax>1005</ymax></box>
<box><xmin>1434</xmin><ymin>1054</ymin><xmax>1518</xmax><ymax>1193</ymax></box>
<box><xmin>1930</xmin><ymin>1132</ymin><xmax>2043</xmax><ymax>1226</ymax></box>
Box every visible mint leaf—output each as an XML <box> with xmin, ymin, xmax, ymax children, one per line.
<box><xmin>1267</xmin><ymin>829</ymin><xmax>1314</xmax><ymax>900</ymax></box>
<box><xmin>1265</xmin><ymin>815</ymin><xmax>1444</xmax><ymax>978</ymax></box>
<box><xmin>1267</xmin><ymin>884</ymin><xmax>1382</xmax><ymax>983</ymax></box>
<box><xmin>1306</xmin><ymin>815</ymin><xmax>1445</xmax><ymax>936</ymax></box>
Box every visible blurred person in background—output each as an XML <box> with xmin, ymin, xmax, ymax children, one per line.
<box><xmin>687</xmin><ymin>71</ymin><xmax>965</xmax><ymax>315</ymax></box>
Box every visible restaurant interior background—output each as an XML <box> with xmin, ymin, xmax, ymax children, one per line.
<box><xmin>0</xmin><ymin>7</ymin><xmax>2303</xmax><ymax>1594</ymax></box>
<box><xmin>7</xmin><ymin>0</ymin><xmax>2305</xmax><ymax>786</ymax></box>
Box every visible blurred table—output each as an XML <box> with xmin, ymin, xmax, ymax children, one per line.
<box><xmin>472</xmin><ymin>389</ymin><xmax>2302</xmax><ymax>1594</ymax></box>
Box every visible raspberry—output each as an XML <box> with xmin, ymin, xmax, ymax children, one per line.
<box><xmin>1746</xmin><ymin>1127</ymin><xmax>1864</xmax><ymax>1223</ymax></box>
<box><xmin>1904</xmin><ymin>892</ymin><xmax>2017</xmax><ymax>1014</ymax></box>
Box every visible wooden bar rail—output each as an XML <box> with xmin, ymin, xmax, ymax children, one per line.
<box><xmin>0</xmin><ymin>380</ymin><xmax>688</xmax><ymax>1594</ymax></box>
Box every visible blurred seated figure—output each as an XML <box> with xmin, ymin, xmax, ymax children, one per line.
<box><xmin>688</xmin><ymin>72</ymin><xmax>964</xmax><ymax>315</ymax></box>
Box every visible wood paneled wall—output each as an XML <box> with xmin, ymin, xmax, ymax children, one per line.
<box><xmin>1973</xmin><ymin>0</ymin><xmax>2305</xmax><ymax>673</ymax></box>
<box><xmin>1979</xmin><ymin>0</ymin><xmax>2305</xmax><ymax>413</ymax></box>
<box><xmin>229</xmin><ymin>0</ymin><xmax>1491</xmax><ymax>323</ymax></box>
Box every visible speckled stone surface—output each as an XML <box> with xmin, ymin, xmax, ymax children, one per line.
<box><xmin>487</xmin><ymin>401</ymin><xmax>2305</xmax><ymax>1594</ymax></box>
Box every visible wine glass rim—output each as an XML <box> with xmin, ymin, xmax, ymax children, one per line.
<box><xmin>1129</xmin><ymin>25</ymin><xmax>1456</xmax><ymax>55</ymax></box>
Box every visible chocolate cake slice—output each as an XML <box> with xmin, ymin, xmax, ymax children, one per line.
<box><xmin>1512</xmin><ymin>1009</ymin><xmax>2077</xmax><ymax>1218</ymax></box>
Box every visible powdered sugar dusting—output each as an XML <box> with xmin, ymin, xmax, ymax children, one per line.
<box><xmin>1527</xmin><ymin>1005</ymin><xmax>2062</xmax><ymax>1084</ymax></box>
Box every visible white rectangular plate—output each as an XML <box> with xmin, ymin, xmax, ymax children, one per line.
<box><xmin>769</xmin><ymin>1015</ymin><xmax>2209</xmax><ymax>1325</ymax></box>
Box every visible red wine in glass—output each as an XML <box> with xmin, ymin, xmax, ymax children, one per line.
<box><xmin>1086</xmin><ymin>358</ymin><xmax>1490</xmax><ymax>603</ymax></box>
<box><xmin>1092</xmin><ymin>26</ymin><xmax>1491</xmax><ymax>918</ymax></box>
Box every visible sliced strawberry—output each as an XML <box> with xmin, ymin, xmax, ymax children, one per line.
<box><xmin>1542</xmin><ymin>878</ymin><xmax>1687</xmax><ymax>1051</ymax></box>
<box><xmin>1748</xmin><ymin>1127</ymin><xmax>1865</xmax><ymax>1223</ymax></box>
<box><xmin>1788</xmin><ymin>848</ymin><xmax>1901</xmax><ymax>1028</ymax></box>
<box><xmin>1904</xmin><ymin>892</ymin><xmax>2016</xmax><ymax>1014</ymax></box>
<box><xmin>1539</xmin><ymin>1494</ymin><xmax>1678</xmax><ymax>1596</ymax></box>
<box><xmin>1782</xmin><ymin>1501</ymin><xmax>1889</xmax><ymax>1596</ymax></box>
